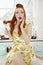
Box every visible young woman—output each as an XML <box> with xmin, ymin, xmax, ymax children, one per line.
<box><xmin>3</xmin><ymin>4</ymin><xmax>34</xmax><ymax>65</ymax></box>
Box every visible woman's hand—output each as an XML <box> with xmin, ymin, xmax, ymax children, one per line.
<box><xmin>20</xmin><ymin>19</ymin><xmax>25</xmax><ymax>29</ymax></box>
<box><xmin>20</xmin><ymin>21</ymin><xmax>32</xmax><ymax>45</ymax></box>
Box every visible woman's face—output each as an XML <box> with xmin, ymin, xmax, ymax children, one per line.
<box><xmin>15</xmin><ymin>8</ymin><xmax>24</xmax><ymax>23</ymax></box>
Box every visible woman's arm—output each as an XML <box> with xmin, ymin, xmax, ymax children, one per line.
<box><xmin>4</xmin><ymin>23</ymin><xmax>13</xmax><ymax>40</ymax></box>
<box><xmin>20</xmin><ymin>22</ymin><xmax>32</xmax><ymax>45</ymax></box>
<box><xmin>36</xmin><ymin>54</ymin><xmax>43</xmax><ymax>60</ymax></box>
<box><xmin>3</xmin><ymin>21</ymin><xmax>12</xmax><ymax>40</ymax></box>
<box><xmin>5</xmin><ymin>28</ymin><xmax>13</xmax><ymax>40</ymax></box>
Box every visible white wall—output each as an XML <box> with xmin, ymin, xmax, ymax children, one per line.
<box><xmin>0</xmin><ymin>0</ymin><xmax>14</xmax><ymax>35</ymax></box>
<box><xmin>0</xmin><ymin>0</ymin><xmax>43</xmax><ymax>40</ymax></box>
<box><xmin>33</xmin><ymin>0</ymin><xmax>43</xmax><ymax>39</ymax></box>
<box><xmin>0</xmin><ymin>0</ymin><xmax>33</xmax><ymax>35</ymax></box>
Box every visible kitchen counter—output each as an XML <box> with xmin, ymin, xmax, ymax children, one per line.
<box><xmin>0</xmin><ymin>55</ymin><xmax>7</xmax><ymax>65</ymax></box>
<box><xmin>0</xmin><ymin>39</ymin><xmax>43</xmax><ymax>43</ymax></box>
<box><xmin>0</xmin><ymin>39</ymin><xmax>43</xmax><ymax>65</ymax></box>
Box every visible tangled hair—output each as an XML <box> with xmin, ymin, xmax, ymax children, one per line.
<box><xmin>3</xmin><ymin>3</ymin><xmax>26</xmax><ymax>36</ymax></box>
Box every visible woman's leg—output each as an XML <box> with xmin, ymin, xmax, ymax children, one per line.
<box><xmin>10</xmin><ymin>52</ymin><xmax>26</xmax><ymax>65</ymax></box>
<box><xmin>10</xmin><ymin>60</ymin><xmax>15</xmax><ymax>65</ymax></box>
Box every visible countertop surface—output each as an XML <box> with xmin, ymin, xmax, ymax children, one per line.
<box><xmin>0</xmin><ymin>39</ymin><xmax>43</xmax><ymax>43</ymax></box>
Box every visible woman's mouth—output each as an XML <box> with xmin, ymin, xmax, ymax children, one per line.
<box><xmin>18</xmin><ymin>17</ymin><xmax>22</xmax><ymax>19</ymax></box>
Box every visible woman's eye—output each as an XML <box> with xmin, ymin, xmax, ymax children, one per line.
<box><xmin>21</xmin><ymin>12</ymin><xmax>23</xmax><ymax>13</ymax></box>
<box><xmin>16</xmin><ymin>12</ymin><xmax>19</xmax><ymax>14</ymax></box>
